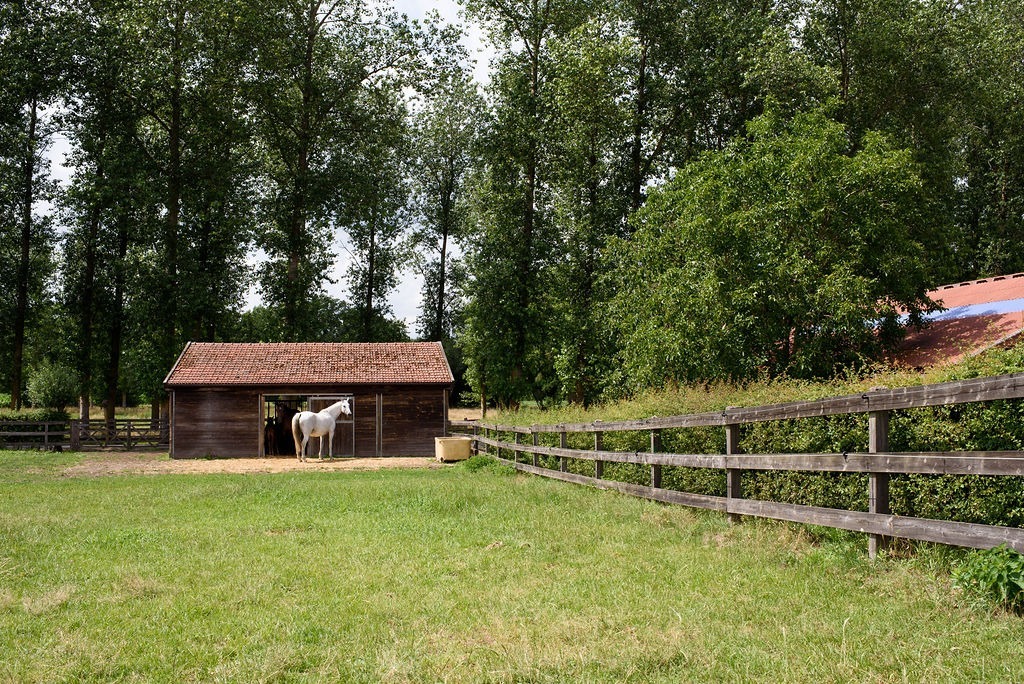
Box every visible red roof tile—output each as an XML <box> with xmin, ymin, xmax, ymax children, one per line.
<box><xmin>894</xmin><ymin>273</ymin><xmax>1024</xmax><ymax>367</ymax></box>
<box><xmin>164</xmin><ymin>342</ymin><xmax>453</xmax><ymax>387</ymax></box>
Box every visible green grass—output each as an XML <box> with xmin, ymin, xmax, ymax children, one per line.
<box><xmin>2</xmin><ymin>452</ymin><xmax>1024</xmax><ymax>682</ymax></box>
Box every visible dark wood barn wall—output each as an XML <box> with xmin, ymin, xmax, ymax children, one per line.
<box><xmin>170</xmin><ymin>386</ymin><xmax>448</xmax><ymax>459</ymax></box>
<box><xmin>382</xmin><ymin>388</ymin><xmax>447</xmax><ymax>457</ymax></box>
<box><xmin>171</xmin><ymin>389</ymin><xmax>259</xmax><ymax>458</ymax></box>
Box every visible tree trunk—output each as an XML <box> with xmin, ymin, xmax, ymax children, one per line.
<box><xmin>434</xmin><ymin>173</ymin><xmax>453</xmax><ymax>341</ymax></box>
<box><xmin>78</xmin><ymin>141</ymin><xmax>107</xmax><ymax>421</ymax></box>
<box><xmin>162</xmin><ymin>8</ymin><xmax>183</xmax><ymax>408</ymax></box>
<box><xmin>104</xmin><ymin>206</ymin><xmax>129</xmax><ymax>425</ymax></box>
<box><xmin>12</xmin><ymin>95</ymin><xmax>39</xmax><ymax>410</ymax></box>
<box><xmin>283</xmin><ymin>3</ymin><xmax>318</xmax><ymax>339</ymax></box>
<box><xmin>363</xmin><ymin>205</ymin><xmax>377</xmax><ymax>340</ymax></box>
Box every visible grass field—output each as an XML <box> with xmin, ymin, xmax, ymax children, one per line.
<box><xmin>2</xmin><ymin>451</ymin><xmax>1023</xmax><ymax>682</ymax></box>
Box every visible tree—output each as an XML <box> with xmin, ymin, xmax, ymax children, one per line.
<box><xmin>949</xmin><ymin>0</ymin><xmax>1024</xmax><ymax>278</ymax></box>
<box><xmin>799</xmin><ymin>0</ymin><xmax>963</xmax><ymax>276</ymax></box>
<box><xmin>460</xmin><ymin>0</ymin><xmax>589</xmax><ymax>407</ymax></box>
<box><xmin>409</xmin><ymin>68</ymin><xmax>482</xmax><ymax>342</ymax></box>
<box><xmin>248</xmin><ymin>0</ymin><xmax>420</xmax><ymax>341</ymax></box>
<box><xmin>605</xmin><ymin>108</ymin><xmax>935</xmax><ymax>389</ymax></box>
<box><xmin>342</xmin><ymin>113</ymin><xmax>412</xmax><ymax>342</ymax></box>
<box><xmin>0</xmin><ymin>0</ymin><xmax>65</xmax><ymax>409</ymax></box>
<box><xmin>544</xmin><ymin>18</ymin><xmax>629</xmax><ymax>403</ymax></box>
<box><xmin>112</xmin><ymin>0</ymin><xmax>256</xmax><ymax>415</ymax></box>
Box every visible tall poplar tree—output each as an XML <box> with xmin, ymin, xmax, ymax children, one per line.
<box><xmin>0</xmin><ymin>0</ymin><xmax>64</xmax><ymax>409</ymax></box>
<box><xmin>410</xmin><ymin>69</ymin><xmax>482</xmax><ymax>343</ymax></box>
<box><xmin>461</xmin><ymin>0</ymin><xmax>588</xmax><ymax>407</ymax></box>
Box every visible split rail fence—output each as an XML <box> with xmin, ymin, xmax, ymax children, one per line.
<box><xmin>0</xmin><ymin>419</ymin><xmax>169</xmax><ymax>451</ymax></box>
<box><xmin>456</xmin><ymin>373</ymin><xmax>1024</xmax><ymax>557</ymax></box>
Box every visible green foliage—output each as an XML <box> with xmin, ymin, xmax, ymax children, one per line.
<box><xmin>459</xmin><ymin>454</ymin><xmax>514</xmax><ymax>476</ymax></box>
<box><xmin>605</xmin><ymin>106</ymin><xmax>933</xmax><ymax>389</ymax></box>
<box><xmin>0</xmin><ymin>408</ymin><xmax>67</xmax><ymax>422</ymax></box>
<box><xmin>232</xmin><ymin>297</ymin><xmax>409</xmax><ymax>343</ymax></box>
<box><xmin>954</xmin><ymin>545</ymin><xmax>1024</xmax><ymax>614</ymax></box>
<box><xmin>491</xmin><ymin>346</ymin><xmax>1024</xmax><ymax>526</ymax></box>
<box><xmin>25</xmin><ymin>360</ymin><xmax>77</xmax><ymax>412</ymax></box>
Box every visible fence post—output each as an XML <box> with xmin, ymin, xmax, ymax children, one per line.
<box><xmin>70</xmin><ymin>420</ymin><xmax>80</xmax><ymax>451</ymax></box>
<box><xmin>513</xmin><ymin>431</ymin><xmax>521</xmax><ymax>465</ymax></box>
<box><xmin>726</xmin><ymin>423</ymin><xmax>743</xmax><ymax>523</ymax></box>
<box><xmin>126</xmin><ymin>420</ymin><xmax>134</xmax><ymax>450</ymax></box>
<box><xmin>594</xmin><ymin>431</ymin><xmax>603</xmax><ymax>479</ymax></box>
<box><xmin>472</xmin><ymin>424</ymin><xmax>479</xmax><ymax>455</ymax></box>
<box><xmin>650</xmin><ymin>429</ymin><xmax>662</xmax><ymax>488</ymax></box>
<box><xmin>531</xmin><ymin>429</ymin><xmax>539</xmax><ymax>468</ymax></box>
<box><xmin>868</xmin><ymin>410</ymin><xmax>891</xmax><ymax>559</ymax></box>
<box><xmin>559</xmin><ymin>430</ymin><xmax>568</xmax><ymax>472</ymax></box>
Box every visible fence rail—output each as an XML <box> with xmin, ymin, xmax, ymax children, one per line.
<box><xmin>0</xmin><ymin>421</ymin><xmax>71</xmax><ymax>450</ymax></box>
<box><xmin>0</xmin><ymin>419</ymin><xmax>169</xmax><ymax>451</ymax></box>
<box><xmin>467</xmin><ymin>372</ymin><xmax>1024</xmax><ymax>557</ymax></box>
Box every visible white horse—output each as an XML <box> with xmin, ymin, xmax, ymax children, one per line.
<box><xmin>291</xmin><ymin>399</ymin><xmax>352</xmax><ymax>462</ymax></box>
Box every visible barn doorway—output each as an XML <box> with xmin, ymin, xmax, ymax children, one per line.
<box><xmin>261</xmin><ymin>394</ymin><xmax>355</xmax><ymax>458</ymax></box>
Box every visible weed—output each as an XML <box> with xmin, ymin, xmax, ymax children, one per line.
<box><xmin>953</xmin><ymin>545</ymin><xmax>1024</xmax><ymax>614</ymax></box>
<box><xmin>460</xmin><ymin>454</ymin><xmax>514</xmax><ymax>475</ymax></box>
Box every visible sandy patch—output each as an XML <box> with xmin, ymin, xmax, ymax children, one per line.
<box><xmin>62</xmin><ymin>452</ymin><xmax>442</xmax><ymax>477</ymax></box>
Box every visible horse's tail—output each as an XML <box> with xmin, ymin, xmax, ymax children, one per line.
<box><xmin>291</xmin><ymin>412</ymin><xmax>302</xmax><ymax>457</ymax></box>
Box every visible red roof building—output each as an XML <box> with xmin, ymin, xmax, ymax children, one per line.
<box><xmin>163</xmin><ymin>342</ymin><xmax>454</xmax><ymax>459</ymax></box>
<box><xmin>164</xmin><ymin>342</ymin><xmax>453</xmax><ymax>387</ymax></box>
<box><xmin>896</xmin><ymin>273</ymin><xmax>1024</xmax><ymax>368</ymax></box>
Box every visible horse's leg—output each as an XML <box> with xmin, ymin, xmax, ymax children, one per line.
<box><xmin>300</xmin><ymin>433</ymin><xmax>309</xmax><ymax>462</ymax></box>
<box><xmin>292</xmin><ymin>416</ymin><xmax>302</xmax><ymax>461</ymax></box>
<box><xmin>327</xmin><ymin>425</ymin><xmax>335</xmax><ymax>460</ymax></box>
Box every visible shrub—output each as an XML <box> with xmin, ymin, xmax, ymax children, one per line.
<box><xmin>0</xmin><ymin>408</ymin><xmax>69</xmax><ymax>422</ymax></box>
<box><xmin>26</xmin><ymin>361</ymin><xmax>78</xmax><ymax>413</ymax></box>
<box><xmin>953</xmin><ymin>545</ymin><xmax>1024</xmax><ymax>613</ymax></box>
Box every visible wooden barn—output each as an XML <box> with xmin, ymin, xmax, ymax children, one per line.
<box><xmin>163</xmin><ymin>342</ymin><xmax>454</xmax><ymax>459</ymax></box>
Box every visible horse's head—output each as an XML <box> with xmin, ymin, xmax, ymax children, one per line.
<box><xmin>337</xmin><ymin>398</ymin><xmax>352</xmax><ymax>416</ymax></box>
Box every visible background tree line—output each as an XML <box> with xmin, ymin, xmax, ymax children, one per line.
<box><xmin>0</xmin><ymin>0</ymin><xmax>476</xmax><ymax>417</ymax></box>
<box><xmin>1</xmin><ymin>0</ymin><xmax>1022</xmax><ymax>416</ymax></box>
<box><xmin>461</xmin><ymin>0</ymin><xmax>1024</xmax><ymax>408</ymax></box>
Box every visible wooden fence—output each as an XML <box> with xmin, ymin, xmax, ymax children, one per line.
<box><xmin>0</xmin><ymin>421</ymin><xmax>72</xmax><ymax>450</ymax></box>
<box><xmin>460</xmin><ymin>373</ymin><xmax>1024</xmax><ymax>557</ymax></box>
<box><xmin>0</xmin><ymin>419</ymin><xmax>169</xmax><ymax>451</ymax></box>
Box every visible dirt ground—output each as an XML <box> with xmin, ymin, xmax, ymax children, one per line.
<box><xmin>62</xmin><ymin>452</ymin><xmax>443</xmax><ymax>477</ymax></box>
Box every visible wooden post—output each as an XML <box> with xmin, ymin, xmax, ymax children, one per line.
<box><xmin>513</xmin><ymin>431</ymin><xmax>521</xmax><ymax>465</ymax></box>
<box><xmin>726</xmin><ymin>424</ymin><xmax>742</xmax><ymax>523</ymax></box>
<box><xmin>472</xmin><ymin>423</ymin><xmax>479</xmax><ymax>456</ymax></box>
<box><xmin>532</xmin><ymin>430</ymin><xmax>539</xmax><ymax>468</ymax></box>
<box><xmin>868</xmin><ymin>410</ymin><xmax>891</xmax><ymax>559</ymax></box>
<box><xmin>559</xmin><ymin>431</ymin><xmax>568</xmax><ymax>472</ymax></box>
<box><xmin>70</xmin><ymin>420</ymin><xmax>80</xmax><ymax>451</ymax></box>
<box><xmin>650</xmin><ymin>429</ymin><xmax>662</xmax><ymax>488</ymax></box>
<box><xmin>594</xmin><ymin>431</ymin><xmax>603</xmax><ymax>479</ymax></box>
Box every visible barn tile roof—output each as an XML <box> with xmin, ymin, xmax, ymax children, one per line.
<box><xmin>164</xmin><ymin>342</ymin><xmax>453</xmax><ymax>387</ymax></box>
<box><xmin>895</xmin><ymin>273</ymin><xmax>1024</xmax><ymax>368</ymax></box>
